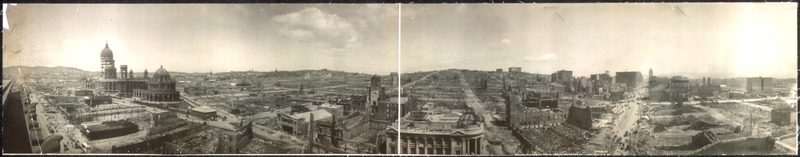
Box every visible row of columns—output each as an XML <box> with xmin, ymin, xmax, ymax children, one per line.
<box><xmin>118</xmin><ymin>83</ymin><xmax>146</xmax><ymax>96</ymax></box>
<box><xmin>149</xmin><ymin>83</ymin><xmax>176</xmax><ymax>90</ymax></box>
<box><xmin>100</xmin><ymin>82</ymin><xmax>118</xmax><ymax>91</ymax></box>
<box><xmin>134</xmin><ymin>92</ymin><xmax>179</xmax><ymax>101</ymax></box>
<box><xmin>385</xmin><ymin>136</ymin><xmax>482</xmax><ymax>154</ymax></box>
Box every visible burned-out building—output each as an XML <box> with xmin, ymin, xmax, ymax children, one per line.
<box><xmin>313</xmin><ymin>113</ymin><xmax>370</xmax><ymax>149</ymax></box>
<box><xmin>504</xmin><ymin>84</ymin><xmax>567</xmax><ymax>129</ymax></box>
<box><xmin>770</xmin><ymin>105</ymin><xmax>796</xmax><ymax>126</ymax></box>
<box><xmin>365</xmin><ymin>75</ymin><xmax>397</xmax><ymax>130</ymax></box>
<box><xmin>278</xmin><ymin>109</ymin><xmax>333</xmax><ymax>136</ymax></box>
<box><xmin>215</xmin><ymin>121</ymin><xmax>254</xmax><ymax>154</ymax></box>
<box><xmin>669</xmin><ymin>76</ymin><xmax>690</xmax><ymax>105</ymax></box>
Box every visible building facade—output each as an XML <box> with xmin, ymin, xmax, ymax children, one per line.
<box><xmin>383</xmin><ymin>111</ymin><xmax>485</xmax><ymax>154</ymax></box>
<box><xmin>746</xmin><ymin>77</ymin><xmax>774</xmax><ymax>94</ymax></box>
<box><xmin>90</xmin><ymin>42</ymin><xmax>181</xmax><ymax>104</ymax></box>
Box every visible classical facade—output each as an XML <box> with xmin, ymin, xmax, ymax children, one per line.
<box><xmin>133</xmin><ymin>66</ymin><xmax>181</xmax><ymax>103</ymax></box>
<box><xmin>90</xmin><ymin>42</ymin><xmax>180</xmax><ymax>104</ymax></box>
<box><xmin>383</xmin><ymin>111</ymin><xmax>485</xmax><ymax>154</ymax></box>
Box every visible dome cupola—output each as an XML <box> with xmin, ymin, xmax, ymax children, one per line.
<box><xmin>152</xmin><ymin>65</ymin><xmax>172</xmax><ymax>82</ymax></box>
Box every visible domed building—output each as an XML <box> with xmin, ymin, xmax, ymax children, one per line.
<box><xmin>89</xmin><ymin>42</ymin><xmax>181</xmax><ymax>104</ymax></box>
<box><xmin>133</xmin><ymin>65</ymin><xmax>181</xmax><ymax>103</ymax></box>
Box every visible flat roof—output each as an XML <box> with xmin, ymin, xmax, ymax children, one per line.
<box><xmin>291</xmin><ymin>109</ymin><xmax>332</xmax><ymax>122</ymax></box>
<box><xmin>191</xmin><ymin>106</ymin><xmax>217</xmax><ymax>113</ymax></box>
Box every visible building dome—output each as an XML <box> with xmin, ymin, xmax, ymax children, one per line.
<box><xmin>101</xmin><ymin>43</ymin><xmax>113</xmax><ymax>58</ymax></box>
<box><xmin>152</xmin><ymin>65</ymin><xmax>172</xmax><ymax>82</ymax></box>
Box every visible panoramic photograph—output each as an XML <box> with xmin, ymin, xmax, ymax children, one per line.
<box><xmin>2</xmin><ymin>4</ymin><xmax>399</xmax><ymax>154</ymax></box>
<box><xmin>399</xmin><ymin>3</ymin><xmax>796</xmax><ymax>155</ymax></box>
<box><xmin>2</xmin><ymin>2</ymin><xmax>798</xmax><ymax>156</ymax></box>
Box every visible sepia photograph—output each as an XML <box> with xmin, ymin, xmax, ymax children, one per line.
<box><xmin>2</xmin><ymin>4</ymin><xmax>399</xmax><ymax>154</ymax></box>
<box><xmin>398</xmin><ymin>3</ymin><xmax>796</xmax><ymax>155</ymax></box>
<box><xmin>2</xmin><ymin>2</ymin><xmax>798</xmax><ymax>156</ymax></box>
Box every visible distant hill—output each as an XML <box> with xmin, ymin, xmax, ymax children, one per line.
<box><xmin>3</xmin><ymin>66</ymin><xmax>90</xmax><ymax>74</ymax></box>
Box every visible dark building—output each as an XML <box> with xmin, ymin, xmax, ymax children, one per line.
<box><xmin>390</xmin><ymin>72</ymin><xmax>399</xmax><ymax>86</ymax></box>
<box><xmin>565</xmin><ymin>105</ymin><xmax>593</xmax><ymax>130</ymax></box>
<box><xmin>80</xmin><ymin>120</ymin><xmax>139</xmax><ymax>140</ymax></box>
<box><xmin>770</xmin><ymin>106</ymin><xmax>796</xmax><ymax>126</ymax></box>
<box><xmin>615</xmin><ymin>71</ymin><xmax>643</xmax><ymax>89</ymax></box>
<box><xmin>551</xmin><ymin>70</ymin><xmax>573</xmax><ymax>83</ymax></box>
<box><xmin>509</xmin><ymin>67</ymin><xmax>522</xmax><ymax>73</ymax></box>
<box><xmin>84</xmin><ymin>95</ymin><xmax>113</xmax><ymax>107</ymax></box>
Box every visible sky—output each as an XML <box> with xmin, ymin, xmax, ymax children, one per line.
<box><xmin>401</xmin><ymin>3</ymin><xmax>797</xmax><ymax>78</ymax></box>
<box><xmin>2</xmin><ymin>4</ymin><xmax>399</xmax><ymax>75</ymax></box>
<box><xmin>3</xmin><ymin>3</ymin><xmax>796</xmax><ymax>79</ymax></box>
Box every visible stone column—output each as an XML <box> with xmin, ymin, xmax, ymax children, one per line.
<box><xmin>385</xmin><ymin>137</ymin><xmax>391</xmax><ymax>154</ymax></box>
<box><xmin>462</xmin><ymin>138</ymin><xmax>467</xmax><ymax>154</ymax></box>
<box><xmin>414</xmin><ymin>137</ymin><xmax>420</xmax><ymax>154</ymax></box>
<box><xmin>477</xmin><ymin>137</ymin><xmax>481</xmax><ymax>154</ymax></box>
<box><xmin>449</xmin><ymin>138</ymin><xmax>455</xmax><ymax>154</ymax></box>
<box><xmin>417</xmin><ymin>137</ymin><xmax>428</xmax><ymax>154</ymax></box>
<box><xmin>433</xmin><ymin>138</ymin><xmax>442</xmax><ymax>154</ymax></box>
<box><xmin>405</xmin><ymin>137</ymin><xmax>410</xmax><ymax>154</ymax></box>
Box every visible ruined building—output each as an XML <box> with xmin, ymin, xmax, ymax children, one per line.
<box><xmin>215</xmin><ymin>121</ymin><xmax>254</xmax><ymax>154</ymax></box>
<box><xmin>669</xmin><ymin>76</ymin><xmax>690</xmax><ymax>105</ymax></box>
<box><xmin>504</xmin><ymin>82</ymin><xmax>567</xmax><ymax>129</ymax></box>
<box><xmin>89</xmin><ymin>42</ymin><xmax>181</xmax><ymax>104</ymax></box>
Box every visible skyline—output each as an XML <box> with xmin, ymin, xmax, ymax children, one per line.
<box><xmin>3</xmin><ymin>3</ymin><xmax>797</xmax><ymax>78</ymax></box>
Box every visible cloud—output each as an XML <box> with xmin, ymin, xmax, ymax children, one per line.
<box><xmin>524</xmin><ymin>53</ymin><xmax>557</xmax><ymax>62</ymax></box>
<box><xmin>273</xmin><ymin>7</ymin><xmax>361</xmax><ymax>54</ymax></box>
<box><xmin>500</xmin><ymin>39</ymin><xmax>511</xmax><ymax>45</ymax></box>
